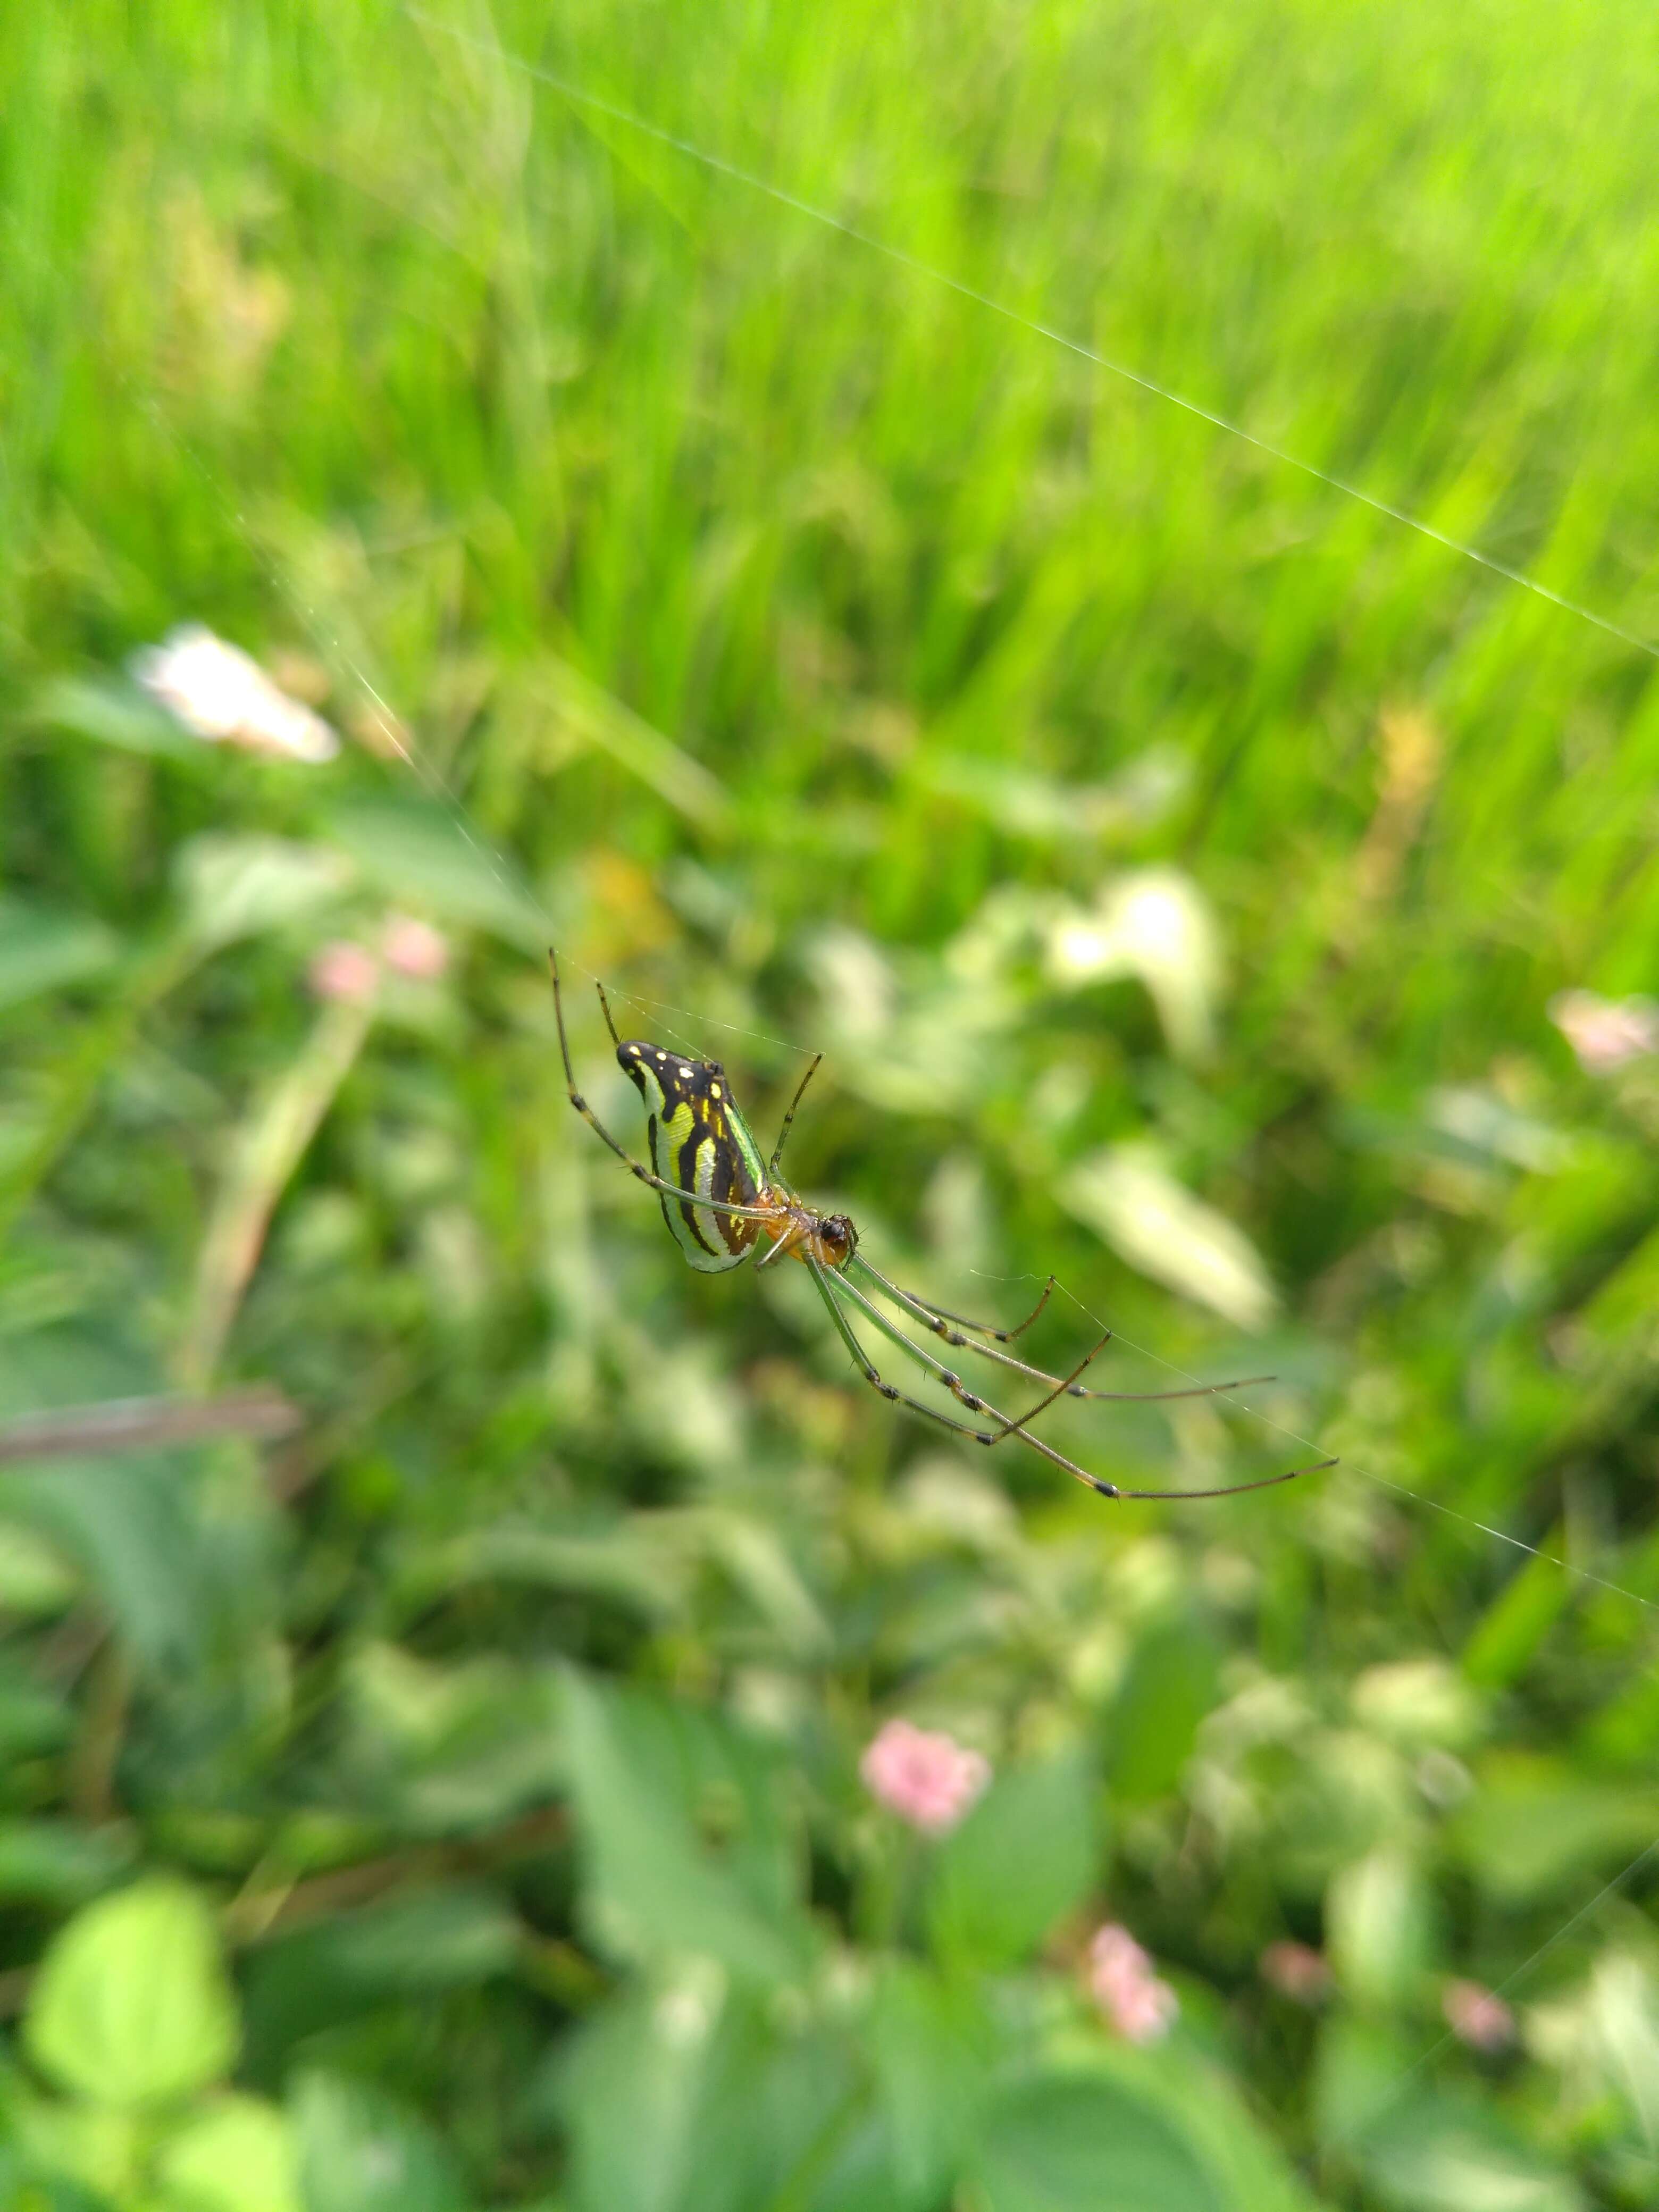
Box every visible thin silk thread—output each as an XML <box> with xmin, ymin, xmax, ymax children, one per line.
<box><xmin>113</xmin><ymin>24</ymin><xmax>1659</xmax><ymax>2140</ymax></box>
<box><xmin>967</xmin><ymin>1265</ymin><xmax>1659</xmax><ymax>1618</ymax></box>
<box><xmin>406</xmin><ymin>6</ymin><xmax>1659</xmax><ymax>666</ymax></box>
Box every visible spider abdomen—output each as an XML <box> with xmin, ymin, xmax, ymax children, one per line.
<box><xmin>616</xmin><ymin>1037</ymin><xmax>769</xmax><ymax>1272</ymax></box>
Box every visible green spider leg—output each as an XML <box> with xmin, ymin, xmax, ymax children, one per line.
<box><xmin>897</xmin><ymin>1274</ymin><xmax>1059</xmax><ymax>1344</ymax></box>
<box><xmin>820</xmin><ymin>1263</ymin><xmax>1330</xmax><ymax>1501</ymax></box>
<box><xmin>769</xmin><ymin>1053</ymin><xmax>823</xmax><ymax>1183</ymax></box>
<box><xmin>803</xmin><ymin>1255</ymin><xmax>1054</xmax><ymax>1454</ymax></box>
<box><xmin>747</xmin><ymin>1045</ymin><xmax>1262</xmax><ymax>1414</ymax></box>
<box><xmin>848</xmin><ymin>1253</ymin><xmax>1273</xmax><ymax>1406</ymax></box>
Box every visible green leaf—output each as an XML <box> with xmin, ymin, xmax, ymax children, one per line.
<box><xmin>1311</xmin><ymin>2015</ymin><xmax>1416</xmax><ymax>2150</ymax></box>
<box><xmin>1068</xmin><ymin>2041</ymin><xmax>1320</xmax><ymax>2212</ymax></box>
<box><xmin>290</xmin><ymin>2073</ymin><xmax>469</xmax><ymax>2212</ymax></box>
<box><xmin>1354</xmin><ymin>2090</ymin><xmax>1584</xmax><ymax>2212</ymax></box>
<box><xmin>1449</xmin><ymin>1757</ymin><xmax>1659</xmax><ymax>1904</ymax></box>
<box><xmin>340</xmin><ymin>1643</ymin><xmax>564</xmax><ymax>1836</ymax></box>
<box><xmin>562</xmin><ymin>1670</ymin><xmax>809</xmax><ymax>1983</ymax></box>
<box><xmin>557</xmin><ymin>1976</ymin><xmax>744</xmax><ymax>2212</ymax></box>
<box><xmin>0</xmin><ymin>2155</ymin><xmax>108</xmax><ymax>2212</ymax></box>
<box><xmin>867</xmin><ymin>1960</ymin><xmax>989</xmax><ymax>2201</ymax></box>
<box><xmin>397</xmin><ymin>1521</ymin><xmax>686</xmax><ymax>1626</ymax></box>
<box><xmin>971</xmin><ymin>2069</ymin><xmax>1227</xmax><ymax>2212</ymax></box>
<box><xmin>0</xmin><ymin>1665</ymin><xmax>73</xmax><ymax>1762</ymax></box>
<box><xmin>172</xmin><ymin>834</ymin><xmax>353</xmax><ymax>952</ymax></box>
<box><xmin>538</xmin><ymin>658</ymin><xmax>733</xmax><ymax>832</ymax></box>
<box><xmin>1108</xmin><ymin>1619</ymin><xmax>1221</xmax><ymax>1804</ymax></box>
<box><xmin>1326</xmin><ymin>1847</ymin><xmax>1435</xmax><ymax>2009</ymax></box>
<box><xmin>154</xmin><ymin>2093</ymin><xmax>302</xmax><ymax>2212</ymax></box>
<box><xmin>926</xmin><ymin>1752</ymin><xmax>1096</xmax><ymax>1971</ymax></box>
<box><xmin>1460</xmin><ymin>1550</ymin><xmax>1569</xmax><ymax>1689</ymax></box>
<box><xmin>326</xmin><ymin>799</ymin><xmax>546</xmax><ymax>949</ymax></box>
<box><xmin>0</xmin><ymin>1454</ymin><xmax>211</xmax><ymax>1675</ymax></box>
<box><xmin>0</xmin><ymin>1522</ymin><xmax>79</xmax><ymax>1618</ymax></box>
<box><xmin>1060</xmin><ymin>1145</ymin><xmax>1278</xmax><ymax>1331</ymax></box>
<box><xmin>809</xmin><ymin>2119</ymin><xmax>918</xmax><ymax>2212</ymax></box>
<box><xmin>0</xmin><ymin>900</ymin><xmax>118</xmax><ymax>1013</ymax></box>
<box><xmin>32</xmin><ymin>675</ymin><xmax>204</xmax><ymax>759</ymax></box>
<box><xmin>0</xmin><ymin>1821</ymin><xmax>136</xmax><ymax>1910</ymax></box>
<box><xmin>24</xmin><ymin>1879</ymin><xmax>237</xmax><ymax>2106</ymax></box>
<box><xmin>5</xmin><ymin>2076</ymin><xmax>144</xmax><ymax>2202</ymax></box>
<box><xmin>555</xmin><ymin>1976</ymin><xmax>853</xmax><ymax>2212</ymax></box>
<box><xmin>242</xmin><ymin>1887</ymin><xmax>520</xmax><ymax>2064</ymax></box>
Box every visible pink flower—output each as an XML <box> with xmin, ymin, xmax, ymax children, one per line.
<box><xmin>1087</xmin><ymin>1923</ymin><xmax>1179</xmax><ymax>2045</ymax></box>
<box><xmin>1548</xmin><ymin>989</ymin><xmax>1659</xmax><ymax>1074</ymax></box>
<box><xmin>1260</xmin><ymin>1941</ymin><xmax>1332</xmax><ymax>2006</ymax></box>
<box><xmin>860</xmin><ymin>1719</ymin><xmax>990</xmax><ymax>1836</ymax></box>
<box><xmin>1442</xmin><ymin>1978</ymin><xmax>1514</xmax><ymax>2052</ymax></box>
<box><xmin>309</xmin><ymin>941</ymin><xmax>380</xmax><ymax>1004</ymax></box>
<box><xmin>382</xmin><ymin>915</ymin><xmax>449</xmax><ymax>981</ymax></box>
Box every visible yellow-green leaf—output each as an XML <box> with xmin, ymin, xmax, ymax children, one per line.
<box><xmin>25</xmin><ymin>1879</ymin><xmax>237</xmax><ymax>2106</ymax></box>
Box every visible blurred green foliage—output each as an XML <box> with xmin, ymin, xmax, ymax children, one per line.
<box><xmin>4</xmin><ymin>0</ymin><xmax>1659</xmax><ymax>2204</ymax></box>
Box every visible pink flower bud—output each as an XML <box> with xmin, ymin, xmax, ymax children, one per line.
<box><xmin>1442</xmin><ymin>1978</ymin><xmax>1514</xmax><ymax>2052</ymax></box>
<box><xmin>1260</xmin><ymin>1940</ymin><xmax>1332</xmax><ymax>2006</ymax></box>
<box><xmin>309</xmin><ymin>941</ymin><xmax>380</xmax><ymax>1004</ymax></box>
<box><xmin>859</xmin><ymin>1719</ymin><xmax>990</xmax><ymax>1836</ymax></box>
<box><xmin>1087</xmin><ymin>1923</ymin><xmax>1179</xmax><ymax>2044</ymax></box>
<box><xmin>382</xmin><ymin>914</ymin><xmax>450</xmax><ymax>980</ymax></box>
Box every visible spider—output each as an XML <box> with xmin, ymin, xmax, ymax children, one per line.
<box><xmin>551</xmin><ymin>952</ymin><xmax>1333</xmax><ymax>1503</ymax></box>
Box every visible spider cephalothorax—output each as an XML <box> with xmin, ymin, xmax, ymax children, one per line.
<box><xmin>555</xmin><ymin>951</ymin><xmax>1331</xmax><ymax>1505</ymax></box>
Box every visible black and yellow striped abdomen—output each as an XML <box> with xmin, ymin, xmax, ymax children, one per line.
<box><xmin>615</xmin><ymin>1038</ymin><xmax>769</xmax><ymax>1272</ymax></box>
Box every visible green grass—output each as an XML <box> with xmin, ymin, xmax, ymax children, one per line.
<box><xmin>4</xmin><ymin>2</ymin><xmax>1659</xmax><ymax>2206</ymax></box>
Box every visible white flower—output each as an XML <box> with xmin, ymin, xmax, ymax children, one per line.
<box><xmin>1548</xmin><ymin>989</ymin><xmax>1659</xmax><ymax>1075</ymax></box>
<box><xmin>1046</xmin><ymin>868</ymin><xmax>1221</xmax><ymax>1061</ymax></box>
<box><xmin>131</xmin><ymin>624</ymin><xmax>338</xmax><ymax>763</ymax></box>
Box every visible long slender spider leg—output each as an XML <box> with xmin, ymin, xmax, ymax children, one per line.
<box><xmin>828</xmin><ymin>1268</ymin><xmax>1334</xmax><ymax>1500</ymax></box>
<box><xmin>594</xmin><ymin>978</ymin><xmax>623</xmax><ymax>1047</ymax></box>
<box><xmin>769</xmin><ymin>1053</ymin><xmax>822</xmax><ymax>1181</ymax></box>
<box><xmin>845</xmin><ymin>1256</ymin><xmax>1080</xmax><ymax>1390</ymax></box>
<box><xmin>982</xmin><ymin>1334</ymin><xmax>1115</xmax><ymax>1439</ymax></box>
<box><xmin>891</xmin><ymin>1276</ymin><xmax>1059</xmax><ymax>1343</ymax></box>
<box><xmin>1071</xmin><ymin>1372</ymin><xmax>1276</xmax><ymax>1403</ymax></box>
<box><xmin>825</xmin><ymin>1269</ymin><xmax>1102</xmax><ymax>1484</ymax></box>
<box><xmin>549</xmin><ymin>950</ymin><xmax>778</xmax><ymax>1224</ymax></box>
<box><xmin>804</xmin><ymin>1257</ymin><xmax>1003</xmax><ymax>1447</ymax></box>
<box><xmin>1109</xmin><ymin>1457</ymin><xmax>1337</xmax><ymax>1501</ymax></box>
<box><xmin>849</xmin><ymin>1256</ymin><xmax>1273</xmax><ymax>1404</ymax></box>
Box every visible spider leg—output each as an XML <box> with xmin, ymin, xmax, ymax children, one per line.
<box><xmin>892</xmin><ymin>1275</ymin><xmax>1060</xmax><ymax>1343</ymax></box>
<box><xmin>825</xmin><ymin>1267</ymin><xmax>1111</xmax><ymax>1487</ymax></box>
<box><xmin>549</xmin><ymin>950</ymin><xmax>778</xmax><ymax>1224</ymax></box>
<box><xmin>849</xmin><ymin>1255</ymin><xmax>1272</xmax><ymax>1404</ymax></box>
<box><xmin>827</xmin><ymin>1266</ymin><xmax>1333</xmax><ymax>1500</ymax></box>
<box><xmin>769</xmin><ymin>1053</ymin><xmax>822</xmax><ymax>1183</ymax></box>
<box><xmin>803</xmin><ymin>1256</ymin><xmax>1005</xmax><ymax>1448</ymax></box>
<box><xmin>982</xmin><ymin>1333</ymin><xmax>1115</xmax><ymax>1438</ymax></box>
<box><xmin>594</xmin><ymin>977</ymin><xmax>623</xmax><ymax>1047</ymax></box>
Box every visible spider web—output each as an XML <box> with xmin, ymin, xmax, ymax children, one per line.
<box><xmin>106</xmin><ymin>3</ymin><xmax>1659</xmax><ymax>2168</ymax></box>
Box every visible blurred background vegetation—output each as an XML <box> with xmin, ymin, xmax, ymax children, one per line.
<box><xmin>4</xmin><ymin>0</ymin><xmax>1659</xmax><ymax>2205</ymax></box>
